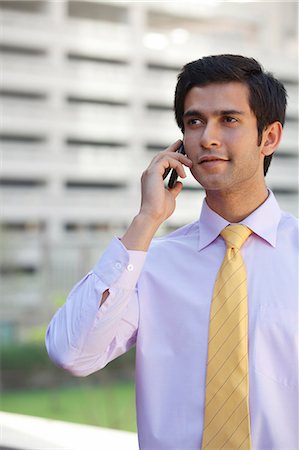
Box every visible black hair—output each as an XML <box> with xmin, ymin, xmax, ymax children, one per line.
<box><xmin>174</xmin><ymin>54</ymin><xmax>287</xmax><ymax>175</ymax></box>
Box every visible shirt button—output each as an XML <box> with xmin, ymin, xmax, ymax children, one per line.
<box><xmin>115</xmin><ymin>262</ymin><xmax>122</xmax><ymax>270</ymax></box>
<box><xmin>127</xmin><ymin>264</ymin><xmax>134</xmax><ymax>272</ymax></box>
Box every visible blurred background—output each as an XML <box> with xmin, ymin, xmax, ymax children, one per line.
<box><xmin>0</xmin><ymin>0</ymin><xmax>298</xmax><ymax>437</ymax></box>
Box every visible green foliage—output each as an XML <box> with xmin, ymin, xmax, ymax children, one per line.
<box><xmin>53</xmin><ymin>293</ymin><xmax>67</xmax><ymax>309</ymax></box>
<box><xmin>0</xmin><ymin>342</ymin><xmax>136</xmax><ymax>389</ymax></box>
<box><xmin>1</xmin><ymin>383</ymin><xmax>137</xmax><ymax>432</ymax></box>
<box><xmin>1</xmin><ymin>342</ymin><xmax>51</xmax><ymax>370</ymax></box>
<box><xmin>27</xmin><ymin>324</ymin><xmax>48</xmax><ymax>344</ymax></box>
<box><xmin>1</xmin><ymin>343</ymin><xmax>137</xmax><ymax>430</ymax></box>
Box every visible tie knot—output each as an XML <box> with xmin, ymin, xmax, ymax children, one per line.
<box><xmin>221</xmin><ymin>224</ymin><xmax>252</xmax><ymax>250</ymax></box>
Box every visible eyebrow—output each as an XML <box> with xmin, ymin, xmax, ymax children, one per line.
<box><xmin>183</xmin><ymin>109</ymin><xmax>245</xmax><ymax>119</ymax></box>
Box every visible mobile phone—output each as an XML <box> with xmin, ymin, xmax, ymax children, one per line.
<box><xmin>167</xmin><ymin>144</ymin><xmax>186</xmax><ymax>189</ymax></box>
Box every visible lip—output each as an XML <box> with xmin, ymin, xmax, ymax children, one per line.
<box><xmin>198</xmin><ymin>156</ymin><xmax>229</xmax><ymax>164</ymax></box>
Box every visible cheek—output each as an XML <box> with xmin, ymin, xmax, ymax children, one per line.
<box><xmin>223</xmin><ymin>129</ymin><xmax>243</xmax><ymax>147</ymax></box>
<box><xmin>183</xmin><ymin>134</ymin><xmax>199</xmax><ymax>159</ymax></box>
<box><xmin>227</xmin><ymin>132</ymin><xmax>258</xmax><ymax>159</ymax></box>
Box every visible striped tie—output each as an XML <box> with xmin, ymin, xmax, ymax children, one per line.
<box><xmin>202</xmin><ymin>224</ymin><xmax>252</xmax><ymax>450</ymax></box>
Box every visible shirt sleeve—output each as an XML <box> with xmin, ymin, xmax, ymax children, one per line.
<box><xmin>45</xmin><ymin>237</ymin><xmax>147</xmax><ymax>376</ymax></box>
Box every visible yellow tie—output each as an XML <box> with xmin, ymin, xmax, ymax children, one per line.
<box><xmin>202</xmin><ymin>224</ymin><xmax>252</xmax><ymax>450</ymax></box>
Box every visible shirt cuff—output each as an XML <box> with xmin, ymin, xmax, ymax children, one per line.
<box><xmin>92</xmin><ymin>236</ymin><xmax>147</xmax><ymax>290</ymax></box>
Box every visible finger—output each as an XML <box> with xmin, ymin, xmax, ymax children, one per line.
<box><xmin>163</xmin><ymin>148</ymin><xmax>192</xmax><ymax>167</ymax></box>
<box><xmin>160</xmin><ymin>140</ymin><xmax>183</xmax><ymax>158</ymax></box>
<box><xmin>162</xmin><ymin>157</ymin><xmax>191</xmax><ymax>182</ymax></box>
<box><xmin>167</xmin><ymin>139</ymin><xmax>183</xmax><ymax>153</ymax></box>
<box><xmin>169</xmin><ymin>181</ymin><xmax>183</xmax><ymax>197</ymax></box>
<box><xmin>161</xmin><ymin>151</ymin><xmax>192</xmax><ymax>170</ymax></box>
<box><xmin>176</xmin><ymin>152</ymin><xmax>192</xmax><ymax>167</ymax></box>
<box><xmin>164</xmin><ymin>158</ymin><xmax>189</xmax><ymax>178</ymax></box>
<box><xmin>162</xmin><ymin>166</ymin><xmax>172</xmax><ymax>180</ymax></box>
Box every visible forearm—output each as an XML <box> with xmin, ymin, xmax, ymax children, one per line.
<box><xmin>46</xmin><ymin>277</ymin><xmax>138</xmax><ymax>376</ymax></box>
<box><xmin>45</xmin><ymin>271</ymin><xmax>105</xmax><ymax>372</ymax></box>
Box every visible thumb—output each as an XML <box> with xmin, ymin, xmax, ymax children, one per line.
<box><xmin>169</xmin><ymin>181</ymin><xmax>183</xmax><ymax>198</ymax></box>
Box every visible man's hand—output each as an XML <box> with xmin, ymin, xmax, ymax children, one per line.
<box><xmin>140</xmin><ymin>140</ymin><xmax>192</xmax><ymax>224</ymax></box>
<box><xmin>121</xmin><ymin>140</ymin><xmax>192</xmax><ymax>251</ymax></box>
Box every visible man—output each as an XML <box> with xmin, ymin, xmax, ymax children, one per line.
<box><xmin>46</xmin><ymin>55</ymin><xmax>298</xmax><ymax>449</ymax></box>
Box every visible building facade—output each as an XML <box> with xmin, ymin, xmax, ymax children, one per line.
<box><xmin>0</xmin><ymin>1</ymin><xmax>298</xmax><ymax>340</ymax></box>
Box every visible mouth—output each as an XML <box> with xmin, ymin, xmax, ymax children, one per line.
<box><xmin>198</xmin><ymin>156</ymin><xmax>229</xmax><ymax>165</ymax></box>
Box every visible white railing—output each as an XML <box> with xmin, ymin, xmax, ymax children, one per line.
<box><xmin>0</xmin><ymin>412</ymin><xmax>139</xmax><ymax>450</ymax></box>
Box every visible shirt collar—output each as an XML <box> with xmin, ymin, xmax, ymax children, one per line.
<box><xmin>198</xmin><ymin>190</ymin><xmax>282</xmax><ymax>251</ymax></box>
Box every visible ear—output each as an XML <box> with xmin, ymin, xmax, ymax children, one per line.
<box><xmin>260</xmin><ymin>121</ymin><xmax>283</xmax><ymax>156</ymax></box>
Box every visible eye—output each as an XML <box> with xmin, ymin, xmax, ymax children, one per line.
<box><xmin>223</xmin><ymin>116</ymin><xmax>238</xmax><ymax>124</ymax></box>
<box><xmin>187</xmin><ymin>118</ymin><xmax>204</xmax><ymax>126</ymax></box>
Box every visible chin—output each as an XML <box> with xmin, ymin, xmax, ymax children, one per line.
<box><xmin>194</xmin><ymin>175</ymin><xmax>228</xmax><ymax>191</ymax></box>
<box><xmin>191</xmin><ymin>169</ymin><xmax>229</xmax><ymax>190</ymax></box>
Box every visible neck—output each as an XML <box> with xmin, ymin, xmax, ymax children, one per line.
<box><xmin>205</xmin><ymin>185</ymin><xmax>269</xmax><ymax>223</ymax></box>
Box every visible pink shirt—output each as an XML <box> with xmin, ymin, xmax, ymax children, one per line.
<box><xmin>46</xmin><ymin>191</ymin><xmax>298</xmax><ymax>449</ymax></box>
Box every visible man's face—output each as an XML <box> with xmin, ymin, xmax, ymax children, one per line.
<box><xmin>182</xmin><ymin>82</ymin><xmax>266</xmax><ymax>194</ymax></box>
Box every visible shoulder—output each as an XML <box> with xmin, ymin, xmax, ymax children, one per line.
<box><xmin>279</xmin><ymin>210</ymin><xmax>299</xmax><ymax>230</ymax></box>
<box><xmin>146</xmin><ymin>220</ymin><xmax>199</xmax><ymax>259</ymax></box>
<box><xmin>153</xmin><ymin>220</ymin><xmax>199</xmax><ymax>246</ymax></box>
<box><xmin>277</xmin><ymin>209</ymin><xmax>299</xmax><ymax>248</ymax></box>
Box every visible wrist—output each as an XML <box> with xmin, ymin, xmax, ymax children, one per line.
<box><xmin>136</xmin><ymin>210</ymin><xmax>163</xmax><ymax>230</ymax></box>
<box><xmin>121</xmin><ymin>213</ymin><xmax>161</xmax><ymax>251</ymax></box>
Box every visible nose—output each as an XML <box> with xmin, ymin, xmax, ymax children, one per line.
<box><xmin>200</xmin><ymin>122</ymin><xmax>221</xmax><ymax>150</ymax></box>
